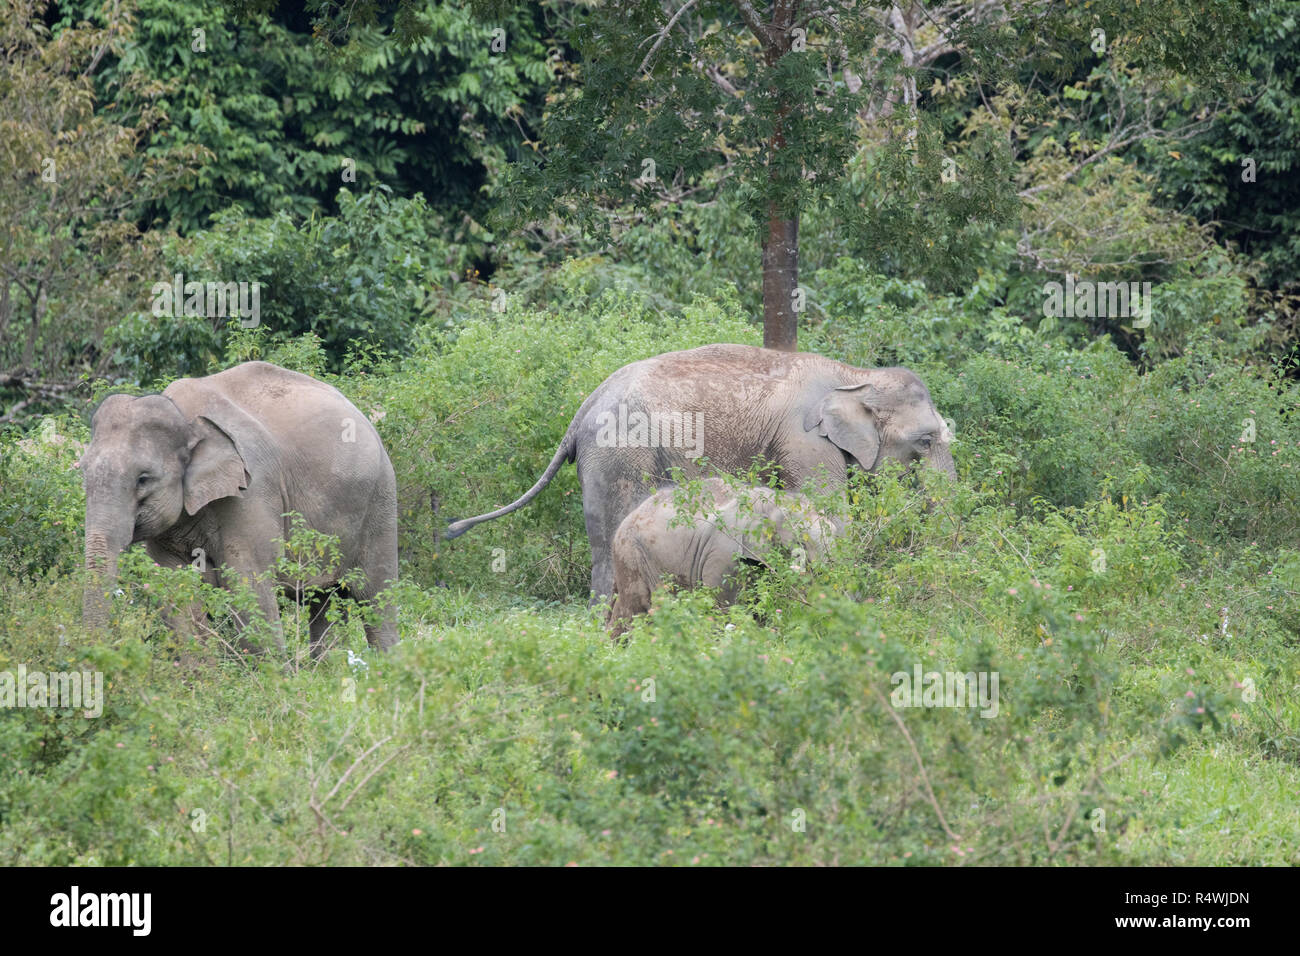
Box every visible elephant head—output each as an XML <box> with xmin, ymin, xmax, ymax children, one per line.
<box><xmin>80</xmin><ymin>394</ymin><xmax>249</xmax><ymax>628</ymax></box>
<box><xmin>803</xmin><ymin>369</ymin><xmax>956</xmax><ymax>482</ymax></box>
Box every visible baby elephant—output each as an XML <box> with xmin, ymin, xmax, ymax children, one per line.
<box><xmin>608</xmin><ymin>477</ymin><xmax>838</xmax><ymax>635</ymax></box>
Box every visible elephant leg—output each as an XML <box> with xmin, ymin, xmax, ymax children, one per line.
<box><xmin>607</xmin><ymin>578</ymin><xmax>651</xmax><ymax>640</ymax></box>
<box><xmin>144</xmin><ymin>541</ymin><xmax>215</xmax><ymax>658</ymax></box>
<box><xmin>583</xmin><ymin>496</ymin><xmax>620</xmax><ymax>605</ymax></box>
<box><xmin>583</xmin><ymin>471</ymin><xmax>657</xmax><ymax>604</ymax></box>
<box><xmin>701</xmin><ymin>550</ymin><xmax>744</xmax><ymax>607</ymax></box>
<box><xmin>163</xmin><ymin>592</ymin><xmax>221</xmax><ymax>652</ymax></box>
<box><xmin>354</xmin><ymin>516</ymin><xmax>399</xmax><ymax>652</ymax></box>
<box><xmin>209</xmin><ymin>502</ymin><xmax>294</xmax><ymax>654</ymax></box>
<box><xmin>359</xmin><ymin>597</ymin><xmax>398</xmax><ymax>652</ymax></box>
<box><xmin>218</xmin><ymin>533</ymin><xmax>285</xmax><ymax>654</ymax></box>
<box><xmin>715</xmin><ymin>565</ymin><xmax>752</xmax><ymax>608</ymax></box>
<box><xmin>307</xmin><ymin>589</ymin><xmax>336</xmax><ymax>661</ymax></box>
<box><xmin>225</xmin><ymin>573</ymin><xmax>284</xmax><ymax>655</ymax></box>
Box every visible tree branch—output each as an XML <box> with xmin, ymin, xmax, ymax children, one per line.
<box><xmin>639</xmin><ymin>0</ymin><xmax>699</xmax><ymax>74</ymax></box>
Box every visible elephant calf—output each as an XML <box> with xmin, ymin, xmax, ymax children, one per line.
<box><xmin>79</xmin><ymin>361</ymin><xmax>399</xmax><ymax>657</ymax></box>
<box><xmin>607</xmin><ymin>478</ymin><xmax>839</xmax><ymax>635</ymax></box>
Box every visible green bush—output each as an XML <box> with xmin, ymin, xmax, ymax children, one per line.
<box><xmin>0</xmin><ymin>416</ymin><xmax>87</xmax><ymax>582</ymax></box>
<box><xmin>57</xmin><ymin>0</ymin><xmax>555</xmax><ymax>234</ymax></box>
<box><xmin>105</xmin><ymin>188</ymin><xmax>469</xmax><ymax>382</ymax></box>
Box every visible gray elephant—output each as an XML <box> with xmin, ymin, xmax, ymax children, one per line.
<box><xmin>608</xmin><ymin>477</ymin><xmax>839</xmax><ymax>635</ymax></box>
<box><xmin>79</xmin><ymin>361</ymin><xmax>399</xmax><ymax>657</ymax></box>
<box><xmin>445</xmin><ymin>343</ymin><xmax>954</xmax><ymax>600</ymax></box>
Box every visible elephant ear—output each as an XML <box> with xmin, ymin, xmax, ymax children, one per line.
<box><xmin>803</xmin><ymin>383</ymin><xmax>881</xmax><ymax>471</ymax></box>
<box><xmin>183</xmin><ymin>415</ymin><xmax>250</xmax><ymax>515</ymax></box>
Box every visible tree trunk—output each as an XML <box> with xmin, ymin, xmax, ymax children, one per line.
<box><xmin>762</xmin><ymin>208</ymin><xmax>799</xmax><ymax>351</ymax></box>
<box><xmin>737</xmin><ymin>0</ymin><xmax>803</xmax><ymax>351</ymax></box>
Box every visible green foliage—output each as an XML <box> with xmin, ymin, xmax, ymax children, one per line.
<box><xmin>58</xmin><ymin>0</ymin><xmax>554</xmax><ymax>233</ymax></box>
<box><xmin>837</xmin><ymin>119</ymin><xmax>1020</xmax><ymax>293</ymax></box>
<box><xmin>0</xmin><ymin>0</ymin><xmax>197</xmax><ymax>388</ymax></box>
<box><xmin>0</xmin><ymin>482</ymin><xmax>1290</xmax><ymax>863</ymax></box>
<box><xmin>503</xmin><ymin>1</ymin><xmax>865</xmax><ymax>231</ymax></box>
<box><xmin>0</xmin><ymin>416</ymin><xmax>87</xmax><ymax>581</ymax></box>
<box><xmin>105</xmin><ymin>188</ymin><xmax>465</xmax><ymax>380</ymax></box>
<box><xmin>1143</xmin><ymin>0</ymin><xmax>1300</xmax><ymax>293</ymax></box>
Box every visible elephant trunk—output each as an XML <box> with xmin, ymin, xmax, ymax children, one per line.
<box><xmin>83</xmin><ymin>508</ymin><xmax>132</xmax><ymax>630</ymax></box>
<box><xmin>921</xmin><ymin>445</ymin><xmax>957</xmax><ymax>515</ymax></box>
<box><xmin>930</xmin><ymin>444</ymin><xmax>957</xmax><ymax>482</ymax></box>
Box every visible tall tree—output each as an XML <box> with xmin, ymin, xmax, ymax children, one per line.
<box><xmin>225</xmin><ymin>0</ymin><xmax>1251</xmax><ymax>350</ymax></box>
<box><xmin>506</xmin><ymin>0</ymin><xmax>1251</xmax><ymax>349</ymax></box>
<box><xmin>508</xmin><ymin>0</ymin><xmax>872</xmax><ymax>350</ymax></box>
<box><xmin>0</xmin><ymin>0</ymin><xmax>201</xmax><ymax>419</ymax></box>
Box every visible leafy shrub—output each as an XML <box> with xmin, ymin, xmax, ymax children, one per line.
<box><xmin>105</xmin><ymin>188</ymin><xmax>468</xmax><ymax>382</ymax></box>
<box><xmin>0</xmin><ymin>417</ymin><xmax>87</xmax><ymax>582</ymax></box>
<box><xmin>58</xmin><ymin>0</ymin><xmax>555</xmax><ymax>234</ymax></box>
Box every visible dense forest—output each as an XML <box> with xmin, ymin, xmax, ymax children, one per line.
<box><xmin>1</xmin><ymin>0</ymin><xmax>1297</xmax><ymax>867</ymax></box>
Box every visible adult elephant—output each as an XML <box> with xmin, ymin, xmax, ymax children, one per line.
<box><xmin>80</xmin><ymin>361</ymin><xmax>398</xmax><ymax>656</ymax></box>
<box><xmin>445</xmin><ymin>344</ymin><xmax>955</xmax><ymax>600</ymax></box>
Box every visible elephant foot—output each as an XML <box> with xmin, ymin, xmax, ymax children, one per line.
<box><xmin>365</xmin><ymin>629</ymin><xmax>399</xmax><ymax>652</ymax></box>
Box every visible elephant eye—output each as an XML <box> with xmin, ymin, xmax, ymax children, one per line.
<box><xmin>137</xmin><ymin>474</ymin><xmax>152</xmax><ymax>487</ymax></box>
<box><xmin>917</xmin><ymin>436</ymin><xmax>933</xmax><ymax>451</ymax></box>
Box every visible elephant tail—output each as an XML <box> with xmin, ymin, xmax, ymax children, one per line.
<box><xmin>444</xmin><ymin>428</ymin><xmax>578</xmax><ymax>540</ymax></box>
